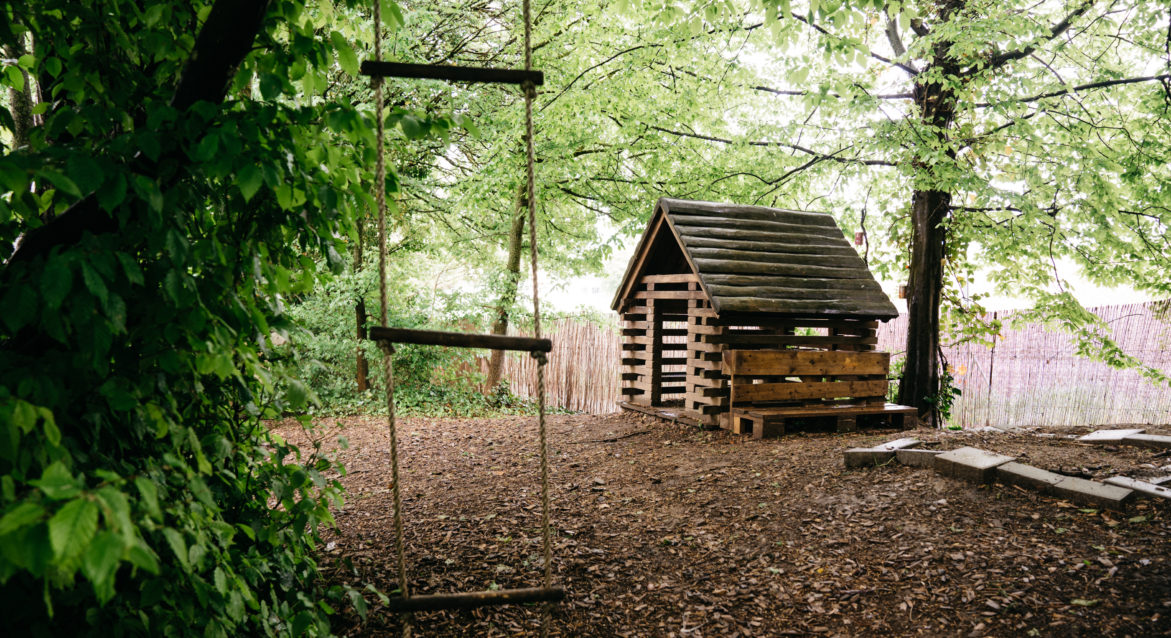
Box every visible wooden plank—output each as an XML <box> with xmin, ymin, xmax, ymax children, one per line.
<box><xmin>700</xmin><ymin>274</ymin><xmax>884</xmax><ymax>293</ymax></box>
<box><xmin>370</xmin><ymin>327</ymin><xmax>551</xmax><ymax>352</ymax></box>
<box><xmin>360</xmin><ymin>61</ymin><xmax>544</xmax><ymax>86</ymax></box>
<box><xmin>382</xmin><ymin>587</ymin><xmax>564</xmax><ymax>613</ymax></box>
<box><xmin>740</xmin><ymin>402</ymin><xmax>917</xmax><ymax>419</ymax></box>
<box><xmin>705</xmin><ymin>283</ymin><xmax>888</xmax><ymax>303</ymax></box>
<box><xmin>661</xmin><ymin>199</ymin><xmax>840</xmax><ymax>229</ymax></box>
<box><xmin>702</xmin><ymin>334</ymin><xmax>879</xmax><ymax>347</ymax></box>
<box><xmin>632</xmin><ymin>289</ymin><xmax>707</xmax><ymax>301</ymax></box>
<box><xmin>714</xmin><ymin>296</ymin><xmax>896</xmax><ymax>317</ymax></box>
<box><xmin>670</xmin><ymin>214</ymin><xmax>848</xmax><ymax>239</ymax></box>
<box><xmin>723</xmin><ymin>350</ymin><xmax>890</xmax><ymax>376</ymax></box>
<box><xmin>692</xmin><ymin>257</ymin><xmax>865</xmax><ymax>280</ymax></box>
<box><xmin>734</xmin><ymin>379</ymin><xmax>888</xmax><ymax>404</ymax></box>
<box><xmin>689</xmin><ymin>247</ymin><xmax>867</xmax><ymax>270</ymax></box>
<box><xmin>639</xmin><ymin>273</ymin><xmax>699</xmax><ymax>284</ymax></box>
<box><xmin>678</xmin><ymin>235</ymin><xmax>860</xmax><ymax>257</ymax></box>
<box><xmin>619</xmin><ymin>401</ymin><xmax>701</xmax><ymax>427</ymax></box>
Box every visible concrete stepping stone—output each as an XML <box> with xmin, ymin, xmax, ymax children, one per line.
<box><xmin>1105</xmin><ymin>476</ymin><xmax>1171</xmax><ymax>501</ymax></box>
<box><xmin>875</xmin><ymin>437</ymin><xmax>922</xmax><ymax>451</ymax></box>
<box><xmin>996</xmin><ymin>462</ymin><xmax>1133</xmax><ymax>510</ymax></box>
<box><xmin>996</xmin><ymin>462</ymin><xmax>1065</xmax><ymax>492</ymax></box>
<box><xmin>1120</xmin><ymin>433</ymin><xmax>1171</xmax><ymax>450</ymax></box>
<box><xmin>1050</xmin><ymin>475</ymin><xmax>1132</xmax><ymax>510</ymax></box>
<box><xmin>844</xmin><ymin>438</ymin><xmax>921</xmax><ymax>468</ymax></box>
<box><xmin>896</xmin><ymin>448</ymin><xmax>942</xmax><ymax>468</ymax></box>
<box><xmin>1149</xmin><ymin>476</ymin><xmax>1171</xmax><ymax>486</ymax></box>
<box><xmin>934</xmin><ymin>447</ymin><xmax>1014</xmax><ymax>484</ymax></box>
<box><xmin>1078</xmin><ymin>429</ymin><xmax>1145</xmax><ymax>443</ymax></box>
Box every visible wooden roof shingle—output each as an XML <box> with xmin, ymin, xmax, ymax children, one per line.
<box><xmin>612</xmin><ymin>198</ymin><xmax>898</xmax><ymax>319</ymax></box>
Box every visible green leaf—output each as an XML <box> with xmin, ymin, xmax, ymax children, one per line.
<box><xmin>80</xmin><ymin>261</ymin><xmax>109</xmax><ymax>305</ymax></box>
<box><xmin>134</xmin><ymin>477</ymin><xmax>161</xmax><ymax>519</ymax></box>
<box><xmin>82</xmin><ymin>531</ymin><xmax>124</xmax><ymax>603</ymax></box>
<box><xmin>44</xmin><ymin>56</ymin><xmax>62</xmax><ymax>77</ymax></box>
<box><xmin>31</xmin><ymin>461</ymin><xmax>81</xmax><ymax>500</ymax></box>
<box><xmin>41</xmin><ymin>255</ymin><xmax>72</xmax><ymax>309</ymax></box>
<box><xmin>38</xmin><ymin>170</ymin><xmax>81</xmax><ymax>198</ymax></box>
<box><xmin>48</xmin><ymin>498</ymin><xmax>99</xmax><ymax>560</ymax></box>
<box><xmin>237</xmin><ymin>164</ymin><xmax>263</xmax><ymax>202</ymax></box>
<box><xmin>0</xmin><ymin>502</ymin><xmax>45</xmax><ymax>535</ymax></box>
<box><xmin>162</xmin><ymin>527</ymin><xmax>189</xmax><ymax>570</ymax></box>
<box><xmin>1071</xmin><ymin>598</ymin><xmax>1099</xmax><ymax>607</ymax></box>
<box><xmin>330</xmin><ymin>32</ymin><xmax>359</xmax><ymax>76</ymax></box>
<box><xmin>126</xmin><ymin>539</ymin><xmax>159</xmax><ymax>574</ymax></box>
<box><xmin>12</xmin><ymin>399</ymin><xmax>36</xmax><ymax>433</ymax></box>
<box><xmin>39</xmin><ymin>407</ymin><xmax>61</xmax><ymax>446</ymax></box>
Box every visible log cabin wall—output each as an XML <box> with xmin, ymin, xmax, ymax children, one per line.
<box><xmin>620</xmin><ymin>274</ymin><xmax>700</xmax><ymax>407</ymax></box>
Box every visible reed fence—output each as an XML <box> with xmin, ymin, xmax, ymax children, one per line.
<box><xmin>500</xmin><ymin>301</ymin><xmax>1171</xmax><ymax>428</ymax></box>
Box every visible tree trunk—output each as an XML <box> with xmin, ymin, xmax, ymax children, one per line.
<box><xmin>353</xmin><ymin>234</ymin><xmax>369</xmax><ymax>392</ymax></box>
<box><xmin>897</xmin><ymin>6</ymin><xmax>960</xmax><ymax>427</ymax></box>
<box><xmin>898</xmin><ymin>188</ymin><xmax>949</xmax><ymax>426</ymax></box>
<box><xmin>484</xmin><ymin>186</ymin><xmax>527</xmax><ymax>392</ymax></box>
<box><xmin>3</xmin><ymin>41</ymin><xmax>34</xmax><ymax>150</ymax></box>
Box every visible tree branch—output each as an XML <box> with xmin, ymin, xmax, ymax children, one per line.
<box><xmin>646</xmin><ymin>124</ymin><xmax>896</xmax><ymax>166</ymax></box>
<box><xmin>789</xmin><ymin>12</ymin><xmax>918</xmax><ymax>75</ymax></box>
<box><xmin>986</xmin><ymin>0</ymin><xmax>1095</xmax><ymax>70</ymax></box>
<box><xmin>978</xmin><ymin>73</ymin><xmax>1171</xmax><ymax>107</ymax></box>
<box><xmin>8</xmin><ymin>0</ymin><xmax>273</xmax><ymax>266</ymax></box>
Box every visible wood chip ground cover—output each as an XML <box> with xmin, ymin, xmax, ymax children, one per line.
<box><xmin>272</xmin><ymin>415</ymin><xmax>1171</xmax><ymax>637</ymax></box>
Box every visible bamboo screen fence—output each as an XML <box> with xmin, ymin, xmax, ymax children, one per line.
<box><xmin>500</xmin><ymin>301</ymin><xmax>1171</xmax><ymax>428</ymax></box>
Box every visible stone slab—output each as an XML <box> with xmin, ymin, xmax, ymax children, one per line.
<box><xmin>1051</xmin><ymin>476</ymin><xmax>1132</xmax><ymax>511</ymax></box>
<box><xmin>844</xmin><ymin>448</ymin><xmax>895</xmax><ymax>469</ymax></box>
<box><xmin>895</xmin><ymin>448</ymin><xmax>942</xmax><ymax>468</ymax></box>
<box><xmin>875</xmin><ymin>437</ymin><xmax>921</xmax><ymax>451</ymax></box>
<box><xmin>1078</xmin><ymin>429</ymin><xmax>1145</xmax><ymax>443</ymax></box>
<box><xmin>1120</xmin><ymin>433</ymin><xmax>1171</xmax><ymax>450</ymax></box>
<box><xmin>996</xmin><ymin>462</ymin><xmax>1065</xmax><ymax>493</ymax></box>
<box><xmin>1149</xmin><ymin>475</ymin><xmax>1171</xmax><ymax>486</ymax></box>
<box><xmin>934</xmin><ymin>447</ymin><xmax>1015</xmax><ymax>484</ymax></box>
<box><xmin>1105</xmin><ymin>476</ymin><xmax>1171</xmax><ymax>501</ymax></box>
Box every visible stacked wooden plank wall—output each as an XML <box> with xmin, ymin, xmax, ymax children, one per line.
<box><xmin>686</xmin><ymin>312</ymin><xmax>881</xmax><ymax>428</ymax></box>
<box><xmin>620</xmin><ymin>274</ymin><xmax>701</xmax><ymax>407</ymax></box>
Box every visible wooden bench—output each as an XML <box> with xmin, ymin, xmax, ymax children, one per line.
<box><xmin>721</xmin><ymin>349</ymin><xmax>918</xmax><ymax>438</ymax></box>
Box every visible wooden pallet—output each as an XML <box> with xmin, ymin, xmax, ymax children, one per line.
<box><xmin>731</xmin><ymin>403</ymin><xmax>918</xmax><ymax>439</ymax></box>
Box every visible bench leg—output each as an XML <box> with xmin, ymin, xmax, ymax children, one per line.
<box><xmin>836</xmin><ymin>416</ymin><xmax>858</xmax><ymax>433</ymax></box>
<box><xmin>732</xmin><ymin>415</ymin><xmax>753</xmax><ymax>436</ymax></box>
<box><xmin>756</xmin><ymin>416</ymin><xmax>785</xmax><ymax>439</ymax></box>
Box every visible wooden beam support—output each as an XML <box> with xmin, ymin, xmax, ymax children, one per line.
<box><xmin>369</xmin><ymin>327</ymin><xmax>551</xmax><ymax>353</ymax></box>
<box><xmin>361</xmin><ymin>61</ymin><xmax>544</xmax><ymax>86</ymax></box>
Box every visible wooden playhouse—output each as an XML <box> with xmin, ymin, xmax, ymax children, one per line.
<box><xmin>612</xmin><ymin>198</ymin><xmax>917</xmax><ymax>437</ymax></box>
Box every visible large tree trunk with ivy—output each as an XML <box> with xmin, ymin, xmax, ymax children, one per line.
<box><xmin>484</xmin><ymin>186</ymin><xmax>527</xmax><ymax>392</ymax></box>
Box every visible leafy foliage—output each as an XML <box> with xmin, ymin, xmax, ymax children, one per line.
<box><xmin>0</xmin><ymin>0</ymin><xmax>441</xmax><ymax>633</ymax></box>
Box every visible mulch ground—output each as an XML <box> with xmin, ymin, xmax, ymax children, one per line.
<box><xmin>272</xmin><ymin>414</ymin><xmax>1171</xmax><ymax>637</ymax></box>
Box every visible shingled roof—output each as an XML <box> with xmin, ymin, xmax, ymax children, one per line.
<box><xmin>612</xmin><ymin>198</ymin><xmax>898</xmax><ymax>319</ymax></box>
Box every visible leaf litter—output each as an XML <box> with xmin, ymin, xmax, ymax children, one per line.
<box><xmin>272</xmin><ymin>414</ymin><xmax>1171</xmax><ymax>637</ymax></box>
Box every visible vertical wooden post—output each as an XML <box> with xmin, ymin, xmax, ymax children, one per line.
<box><xmin>648</xmin><ymin>291</ymin><xmax>663</xmax><ymax>406</ymax></box>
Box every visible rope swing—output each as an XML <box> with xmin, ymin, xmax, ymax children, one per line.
<box><xmin>364</xmin><ymin>0</ymin><xmax>563</xmax><ymax>631</ymax></box>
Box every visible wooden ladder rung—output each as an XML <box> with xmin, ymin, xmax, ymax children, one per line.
<box><xmin>368</xmin><ymin>326</ymin><xmax>552</xmax><ymax>353</ymax></box>
<box><xmin>360</xmin><ymin>61</ymin><xmax>544</xmax><ymax>86</ymax></box>
<box><xmin>384</xmin><ymin>586</ymin><xmax>565</xmax><ymax>613</ymax></box>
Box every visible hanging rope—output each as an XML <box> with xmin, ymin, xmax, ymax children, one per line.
<box><xmin>369</xmin><ymin>0</ymin><xmax>553</xmax><ymax>633</ymax></box>
<box><xmin>521</xmin><ymin>0</ymin><xmax>555</xmax><ymax>634</ymax></box>
<box><xmin>372</xmin><ymin>1</ymin><xmax>413</xmax><ymax>633</ymax></box>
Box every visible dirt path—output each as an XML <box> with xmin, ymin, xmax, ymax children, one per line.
<box><xmin>274</xmin><ymin>415</ymin><xmax>1171</xmax><ymax>637</ymax></box>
